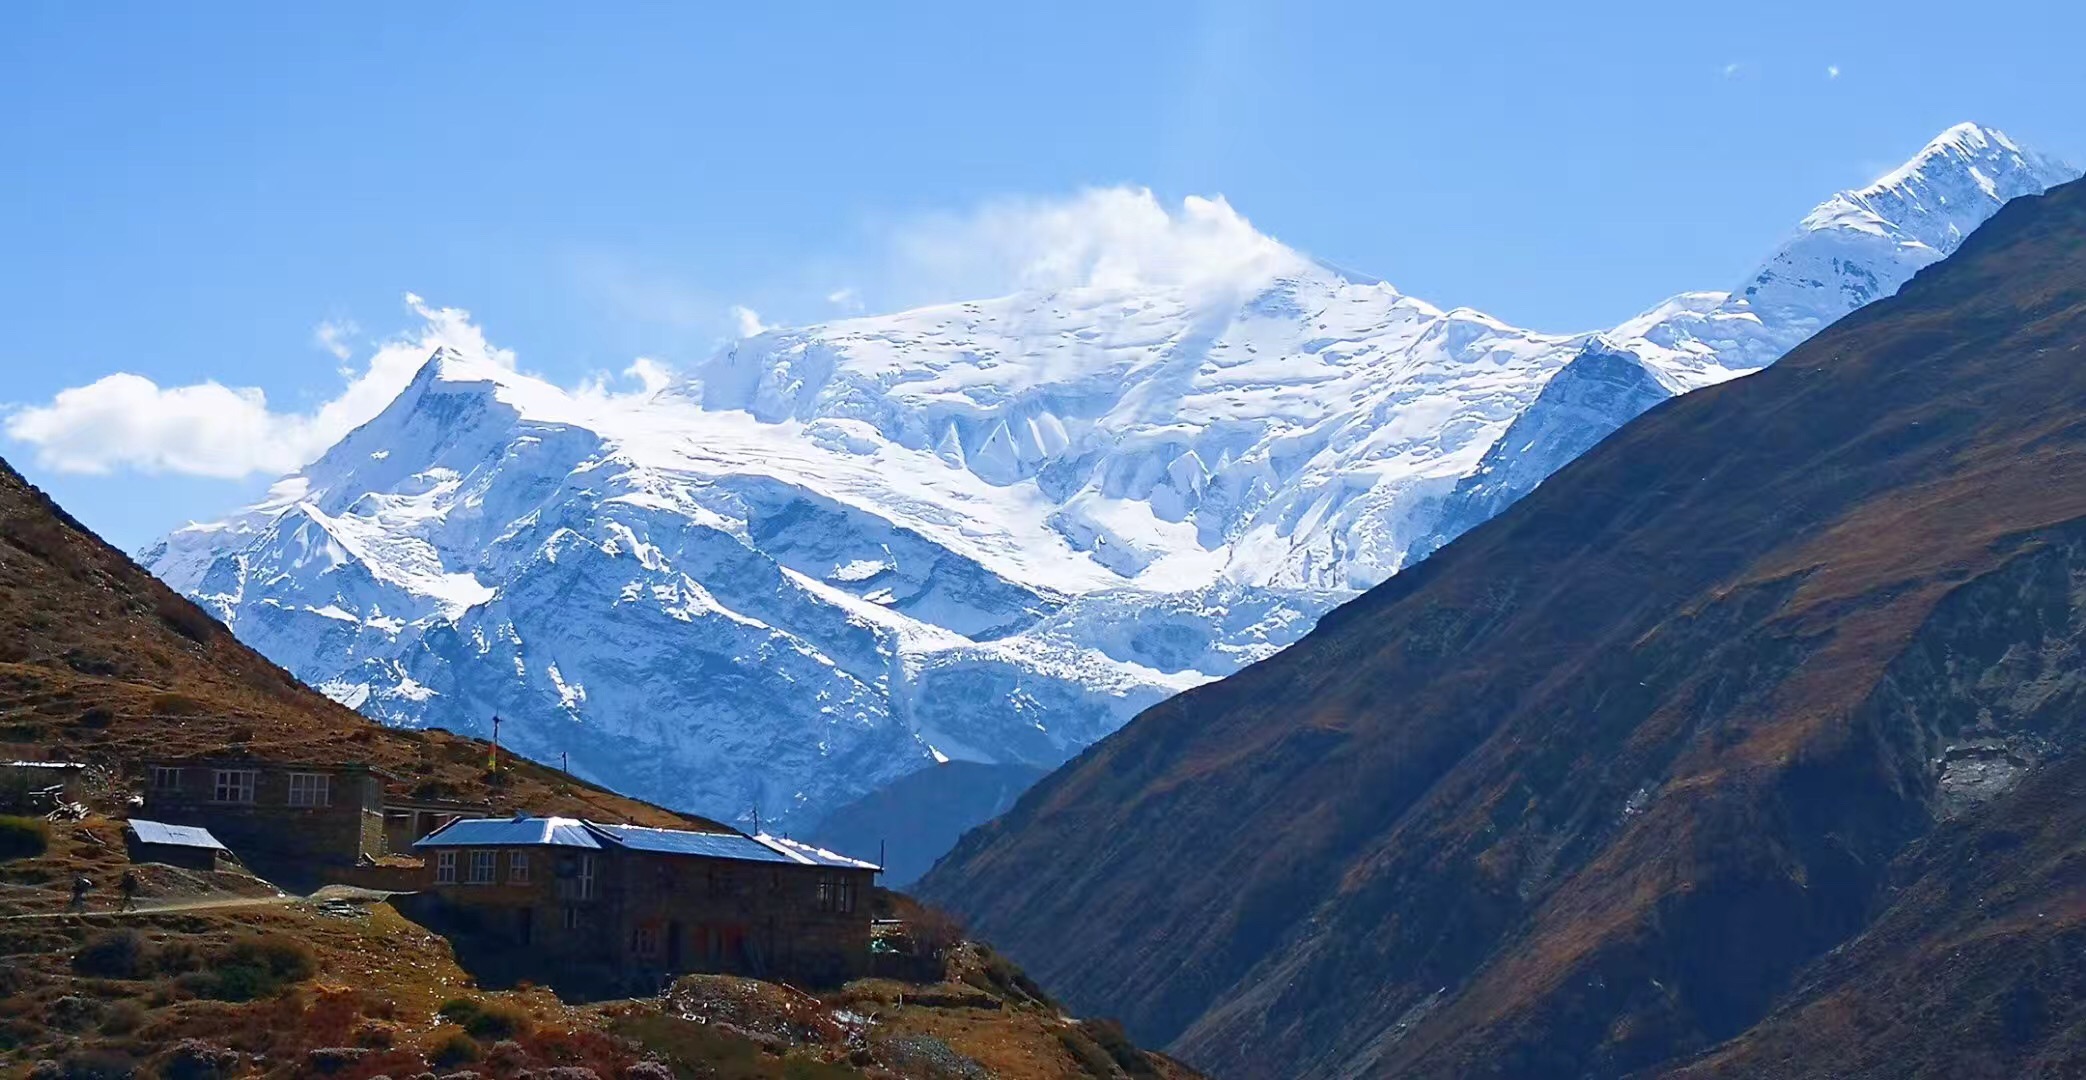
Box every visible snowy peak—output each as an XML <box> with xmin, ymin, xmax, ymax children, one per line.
<box><xmin>1859</xmin><ymin>121</ymin><xmax>2073</xmax><ymax>205</ymax></box>
<box><xmin>1794</xmin><ymin>123</ymin><xmax>2072</xmax><ymax>260</ymax></box>
<box><xmin>143</xmin><ymin>123</ymin><xmax>2077</xmax><ymax>833</ymax></box>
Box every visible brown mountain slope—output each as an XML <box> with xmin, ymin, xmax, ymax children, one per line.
<box><xmin>918</xmin><ymin>176</ymin><xmax>2086</xmax><ymax>1078</ymax></box>
<box><xmin>0</xmin><ymin>456</ymin><xmax>714</xmax><ymax>829</ymax></box>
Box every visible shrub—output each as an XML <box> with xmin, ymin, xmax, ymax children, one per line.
<box><xmin>1078</xmin><ymin>1019</ymin><xmax>1159</xmax><ymax>1078</ymax></box>
<box><xmin>148</xmin><ymin>693</ymin><xmax>206</xmax><ymax>717</ymax></box>
<box><xmin>464</xmin><ymin>1002</ymin><xmax>527</xmax><ymax>1041</ymax></box>
<box><xmin>430</xmin><ymin>1032</ymin><xmax>482</xmax><ymax>1068</ymax></box>
<box><xmin>154</xmin><ymin>593</ymin><xmax>219</xmax><ymax>644</ymax></box>
<box><xmin>438</xmin><ymin>997</ymin><xmax>527</xmax><ymax>1041</ymax></box>
<box><xmin>46</xmin><ymin>1049</ymin><xmax>137</xmax><ymax>1080</ymax></box>
<box><xmin>0</xmin><ymin>815</ymin><xmax>50</xmax><ymax>861</ymax></box>
<box><xmin>1057</xmin><ymin>1029</ymin><xmax>1118</xmax><ymax>1079</ymax></box>
<box><xmin>305</xmin><ymin>1047</ymin><xmax>368</xmax><ymax>1074</ymax></box>
<box><xmin>195</xmin><ymin>933</ymin><xmax>317</xmax><ymax>1001</ymax></box>
<box><xmin>73</xmin><ymin>930</ymin><xmax>150</xmax><ymax>979</ymax></box>
<box><xmin>159</xmin><ymin>1040</ymin><xmax>240</xmax><ymax>1080</ymax></box>
<box><xmin>99</xmin><ymin>999</ymin><xmax>148</xmax><ymax>1035</ymax></box>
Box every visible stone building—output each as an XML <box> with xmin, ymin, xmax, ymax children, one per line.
<box><xmin>141</xmin><ymin>756</ymin><xmax>387</xmax><ymax>867</ymax></box>
<box><xmin>413</xmin><ymin>815</ymin><xmax>879</xmax><ymax>989</ymax></box>
<box><xmin>1</xmin><ymin>761</ymin><xmax>88</xmax><ymax>810</ymax></box>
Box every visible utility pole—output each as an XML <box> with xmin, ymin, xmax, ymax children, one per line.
<box><xmin>488</xmin><ymin>714</ymin><xmax>501</xmax><ymax>772</ymax></box>
<box><xmin>560</xmin><ymin>750</ymin><xmax>568</xmax><ymax>775</ymax></box>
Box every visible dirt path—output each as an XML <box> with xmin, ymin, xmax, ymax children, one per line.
<box><xmin>0</xmin><ymin>884</ymin><xmax>398</xmax><ymax>921</ymax></box>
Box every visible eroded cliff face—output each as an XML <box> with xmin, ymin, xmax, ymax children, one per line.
<box><xmin>921</xmin><ymin>177</ymin><xmax>2086</xmax><ymax>1079</ymax></box>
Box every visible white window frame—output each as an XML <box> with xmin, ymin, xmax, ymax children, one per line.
<box><xmin>151</xmin><ymin>766</ymin><xmax>181</xmax><ymax>792</ymax></box>
<box><xmin>468</xmin><ymin>850</ymin><xmax>497</xmax><ymax>885</ymax></box>
<box><xmin>435</xmin><ymin>850</ymin><xmax>457</xmax><ymax>884</ymax></box>
<box><xmin>577</xmin><ymin>854</ymin><xmax>595</xmax><ymax>899</ymax></box>
<box><xmin>286</xmin><ymin>772</ymin><xmax>331</xmax><ymax>808</ymax></box>
<box><xmin>211</xmin><ymin>769</ymin><xmax>256</xmax><ymax>804</ymax></box>
<box><xmin>508</xmin><ymin>851</ymin><xmax>530</xmax><ymax>884</ymax></box>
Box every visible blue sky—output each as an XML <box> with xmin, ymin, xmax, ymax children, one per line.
<box><xmin>4</xmin><ymin>0</ymin><xmax>2083</xmax><ymax>550</ymax></box>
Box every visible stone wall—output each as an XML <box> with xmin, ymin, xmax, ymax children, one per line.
<box><xmin>142</xmin><ymin>761</ymin><xmax>386</xmax><ymax>866</ymax></box>
<box><xmin>422</xmin><ymin>844</ymin><xmax>875</xmax><ymax>991</ymax></box>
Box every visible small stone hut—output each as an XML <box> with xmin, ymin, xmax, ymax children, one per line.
<box><xmin>126</xmin><ymin>818</ymin><xmax>229</xmax><ymax>871</ymax></box>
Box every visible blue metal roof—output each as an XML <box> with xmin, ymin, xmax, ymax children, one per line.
<box><xmin>758</xmin><ymin>834</ymin><xmax>881</xmax><ymax>871</ymax></box>
<box><xmin>127</xmin><ymin>819</ymin><xmax>227</xmax><ymax>851</ymax></box>
<box><xmin>413</xmin><ymin>816</ymin><xmax>601</xmax><ymax>849</ymax></box>
<box><xmin>585</xmin><ymin>823</ymin><xmax>795</xmax><ymax>864</ymax></box>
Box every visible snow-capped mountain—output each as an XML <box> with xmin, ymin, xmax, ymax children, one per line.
<box><xmin>144</xmin><ymin>123</ymin><xmax>2075</xmax><ymax>827</ymax></box>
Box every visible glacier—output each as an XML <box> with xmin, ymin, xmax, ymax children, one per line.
<box><xmin>143</xmin><ymin>123</ymin><xmax>2076</xmax><ymax>830</ymax></box>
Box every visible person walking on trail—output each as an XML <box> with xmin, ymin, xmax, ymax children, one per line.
<box><xmin>118</xmin><ymin>870</ymin><xmax>140</xmax><ymax>912</ymax></box>
<box><xmin>69</xmin><ymin>875</ymin><xmax>92</xmax><ymax>912</ymax></box>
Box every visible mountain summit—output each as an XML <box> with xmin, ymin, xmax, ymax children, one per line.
<box><xmin>144</xmin><ymin>125</ymin><xmax>2075</xmax><ymax>829</ymax></box>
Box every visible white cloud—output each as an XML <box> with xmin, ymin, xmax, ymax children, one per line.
<box><xmin>1721</xmin><ymin>62</ymin><xmax>1745</xmax><ymax>79</ymax></box>
<box><xmin>825</xmin><ymin>286</ymin><xmax>864</xmax><ymax>312</ymax></box>
<box><xmin>622</xmin><ymin>357</ymin><xmax>673</xmax><ymax>396</ymax></box>
<box><xmin>729</xmin><ymin>305</ymin><xmax>767</xmax><ymax>338</ymax></box>
<box><xmin>313</xmin><ymin>319</ymin><xmax>359</xmax><ymax>361</ymax></box>
<box><xmin>875</xmin><ymin>187</ymin><xmax>1307</xmax><ymax>306</ymax></box>
<box><xmin>4</xmin><ymin>294</ymin><xmax>518</xmax><ymax>479</ymax></box>
<box><xmin>1827</xmin><ymin>65</ymin><xmax>1841</xmax><ymax>79</ymax></box>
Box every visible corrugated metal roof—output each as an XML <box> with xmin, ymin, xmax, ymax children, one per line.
<box><xmin>413</xmin><ymin>815</ymin><xmax>601</xmax><ymax>849</ymax></box>
<box><xmin>585</xmin><ymin>823</ymin><xmax>795</xmax><ymax>864</ymax></box>
<box><xmin>126</xmin><ymin>819</ymin><xmax>227</xmax><ymax>851</ymax></box>
<box><xmin>757</xmin><ymin>834</ymin><xmax>881</xmax><ymax>871</ymax></box>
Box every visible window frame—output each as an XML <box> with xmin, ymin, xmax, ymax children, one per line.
<box><xmin>150</xmin><ymin>766</ymin><xmax>181</xmax><ymax>792</ymax></box>
<box><xmin>435</xmin><ymin>850</ymin><xmax>457</xmax><ymax>884</ymax></box>
<box><xmin>286</xmin><ymin>771</ymin><xmax>331</xmax><ymax>808</ymax></box>
<box><xmin>562</xmin><ymin>905</ymin><xmax>582</xmax><ymax>930</ymax></box>
<box><xmin>211</xmin><ymin>769</ymin><xmax>257</xmax><ymax>804</ymax></box>
<box><xmin>467</xmin><ymin>849</ymin><xmax>498</xmax><ymax>885</ymax></box>
<box><xmin>576</xmin><ymin>854</ymin><xmax>596</xmax><ymax>899</ymax></box>
<box><xmin>817</xmin><ymin>875</ymin><xmax>857</xmax><ymax>914</ymax></box>
<box><xmin>633</xmin><ymin>925</ymin><xmax>659</xmax><ymax>958</ymax></box>
<box><xmin>508</xmin><ymin>851</ymin><xmax>530</xmax><ymax>884</ymax></box>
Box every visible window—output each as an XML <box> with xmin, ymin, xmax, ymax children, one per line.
<box><xmin>633</xmin><ymin>925</ymin><xmax>659</xmax><ymax>958</ymax></box>
<box><xmin>576</xmin><ymin>854</ymin><xmax>595</xmax><ymax>899</ymax></box>
<box><xmin>150</xmin><ymin>766</ymin><xmax>181</xmax><ymax>792</ymax></box>
<box><xmin>468</xmin><ymin>850</ymin><xmax>497</xmax><ymax>884</ymax></box>
<box><xmin>211</xmin><ymin>769</ymin><xmax>256</xmax><ymax>804</ymax></box>
<box><xmin>508</xmin><ymin>851</ymin><xmax>530</xmax><ymax>884</ymax></box>
<box><xmin>286</xmin><ymin>772</ymin><xmax>331</xmax><ymax>807</ymax></box>
<box><xmin>562</xmin><ymin>906</ymin><xmax>583</xmax><ymax>930</ymax></box>
<box><xmin>435</xmin><ymin>850</ymin><xmax>457</xmax><ymax>884</ymax></box>
<box><xmin>817</xmin><ymin>875</ymin><xmax>857</xmax><ymax>914</ymax></box>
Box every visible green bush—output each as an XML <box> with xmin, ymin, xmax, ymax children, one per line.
<box><xmin>1057</xmin><ymin>1029</ymin><xmax>1118</xmax><ymax>1079</ymax></box>
<box><xmin>435</xmin><ymin>998</ymin><xmax>482</xmax><ymax>1026</ymax></box>
<box><xmin>73</xmin><ymin>930</ymin><xmax>150</xmax><ymax>979</ymax></box>
<box><xmin>1078</xmin><ymin>1018</ymin><xmax>1159</xmax><ymax>1078</ymax></box>
<box><xmin>191</xmin><ymin>933</ymin><xmax>317</xmax><ymax>1001</ymax></box>
<box><xmin>430</xmin><ymin>1031</ymin><xmax>482</xmax><ymax>1068</ymax></box>
<box><xmin>437</xmin><ymin>996</ymin><xmax>527</xmax><ymax>1040</ymax></box>
<box><xmin>99</xmin><ymin>999</ymin><xmax>148</xmax><ymax>1035</ymax></box>
<box><xmin>0</xmin><ymin>815</ymin><xmax>50</xmax><ymax>861</ymax></box>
